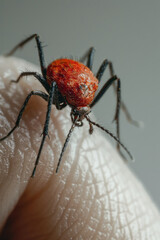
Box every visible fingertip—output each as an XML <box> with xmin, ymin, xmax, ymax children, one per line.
<box><xmin>1</xmin><ymin>57</ymin><xmax>160</xmax><ymax>240</ymax></box>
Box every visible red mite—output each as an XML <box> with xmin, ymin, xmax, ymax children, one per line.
<box><xmin>0</xmin><ymin>34</ymin><xmax>133</xmax><ymax>177</ymax></box>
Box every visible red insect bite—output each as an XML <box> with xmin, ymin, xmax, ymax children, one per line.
<box><xmin>46</xmin><ymin>59</ymin><xmax>99</xmax><ymax>107</ymax></box>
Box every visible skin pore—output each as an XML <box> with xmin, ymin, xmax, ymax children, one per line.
<box><xmin>0</xmin><ymin>57</ymin><xmax>160</xmax><ymax>240</ymax></box>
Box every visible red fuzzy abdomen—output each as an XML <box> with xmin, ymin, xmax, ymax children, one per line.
<box><xmin>46</xmin><ymin>59</ymin><xmax>98</xmax><ymax>107</ymax></box>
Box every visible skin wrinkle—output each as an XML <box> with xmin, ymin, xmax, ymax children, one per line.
<box><xmin>111</xmin><ymin>169</ymin><xmax>132</xmax><ymax>238</ymax></box>
<box><xmin>54</xmin><ymin>175</ymin><xmax>86</xmax><ymax>237</ymax></box>
<box><xmin>126</xmin><ymin>184</ymin><xmax>145</xmax><ymax>237</ymax></box>
<box><xmin>52</xmin><ymin>129</ymin><xmax>85</xmax><ymax>221</ymax></box>
<box><xmin>57</xmin><ymin>218</ymin><xmax>83</xmax><ymax>240</ymax></box>
<box><xmin>100</xmin><ymin>170</ymin><xmax>115</xmax><ymax>239</ymax></box>
<box><xmin>115</xmin><ymin>182</ymin><xmax>136</xmax><ymax>238</ymax></box>
<box><xmin>0</xmin><ymin>57</ymin><xmax>160</xmax><ymax>239</ymax></box>
<box><xmin>57</xmin><ymin>211</ymin><xmax>82</xmax><ymax>240</ymax></box>
<box><xmin>54</xmin><ymin>158</ymin><xmax>86</xmax><ymax>234</ymax></box>
<box><xmin>52</xmin><ymin>147</ymin><xmax>80</xmax><ymax>231</ymax></box>
<box><xmin>55</xmin><ymin>132</ymin><xmax>99</xmax><ymax>239</ymax></box>
<box><xmin>75</xmin><ymin>141</ymin><xmax>106</xmax><ymax>238</ymax></box>
<box><xmin>53</xmin><ymin>185</ymin><xmax>76</xmax><ymax>234</ymax></box>
<box><xmin>101</xmin><ymin>154</ymin><xmax>134</xmax><ymax>238</ymax></box>
<box><xmin>91</xmin><ymin>203</ymin><xmax>104</xmax><ymax>239</ymax></box>
<box><xmin>93</xmin><ymin>157</ymin><xmax>114</xmax><ymax>237</ymax></box>
<box><xmin>128</xmin><ymin>184</ymin><xmax>158</xmax><ymax>238</ymax></box>
<box><xmin>73</xmin><ymin>194</ymin><xmax>95</xmax><ymax>238</ymax></box>
<box><xmin>59</xmin><ymin>185</ymin><xmax>80</xmax><ymax>228</ymax></box>
<box><xmin>99</xmin><ymin>191</ymin><xmax>114</xmax><ymax>236</ymax></box>
<box><xmin>95</xmin><ymin>148</ymin><xmax>116</xmax><ymax>228</ymax></box>
<box><xmin>83</xmin><ymin>160</ymin><xmax>105</xmax><ymax>238</ymax></box>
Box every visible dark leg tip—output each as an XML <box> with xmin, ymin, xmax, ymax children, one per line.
<box><xmin>55</xmin><ymin>165</ymin><xmax>59</xmax><ymax>174</ymax></box>
<box><xmin>31</xmin><ymin>167</ymin><xmax>36</xmax><ymax>178</ymax></box>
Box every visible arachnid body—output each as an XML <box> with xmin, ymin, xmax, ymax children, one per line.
<box><xmin>0</xmin><ymin>34</ymin><xmax>134</xmax><ymax>177</ymax></box>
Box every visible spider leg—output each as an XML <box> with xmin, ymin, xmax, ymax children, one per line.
<box><xmin>56</xmin><ymin>120</ymin><xmax>76</xmax><ymax>173</ymax></box>
<box><xmin>95</xmin><ymin>58</ymin><xmax>140</xmax><ymax>127</ymax></box>
<box><xmin>90</xmin><ymin>75</ymin><xmax>121</xmax><ymax>151</ymax></box>
<box><xmin>85</xmin><ymin>115</ymin><xmax>133</xmax><ymax>161</ymax></box>
<box><xmin>80</xmin><ymin>47</ymin><xmax>95</xmax><ymax>70</ymax></box>
<box><xmin>11</xmin><ymin>71</ymin><xmax>50</xmax><ymax>93</ymax></box>
<box><xmin>96</xmin><ymin>59</ymin><xmax>109</xmax><ymax>83</ymax></box>
<box><xmin>54</xmin><ymin>85</ymin><xmax>67</xmax><ymax>110</ymax></box>
<box><xmin>31</xmin><ymin>82</ymin><xmax>56</xmax><ymax>177</ymax></box>
<box><xmin>108</xmin><ymin>61</ymin><xmax>140</xmax><ymax>127</ymax></box>
<box><xmin>0</xmin><ymin>90</ymin><xmax>49</xmax><ymax>142</ymax></box>
<box><xmin>5</xmin><ymin>34</ymin><xmax>47</xmax><ymax>78</ymax></box>
<box><xmin>95</xmin><ymin>59</ymin><xmax>119</xmax><ymax>123</ymax></box>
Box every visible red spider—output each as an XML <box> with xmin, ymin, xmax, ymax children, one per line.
<box><xmin>0</xmin><ymin>34</ymin><xmax>134</xmax><ymax>177</ymax></box>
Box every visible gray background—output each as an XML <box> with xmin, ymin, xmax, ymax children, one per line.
<box><xmin>1</xmin><ymin>0</ymin><xmax>160</xmax><ymax>208</ymax></box>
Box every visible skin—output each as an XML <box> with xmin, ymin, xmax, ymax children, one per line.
<box><xmin>0</xmin><ymin>56</ymin><xmax>160</xmax><ymax>240</ymax></box>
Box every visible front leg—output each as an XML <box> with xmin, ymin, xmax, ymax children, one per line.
<box><xmin>80</xmin><ymin>47</ymin><xmax>95</xmax><ymax>70</ymax></box>
<box><xmin>0</xmin><ymin>90</ymin><xmax>49</xmax><ymax>142</ymax></box>
<box><xmin>5</xmin><ymin>34</ymin><xmax>47</xmax><ymax>78</ymax></box>
<box><xmin>10</xmin><ymin>71</ymin><xmax>50</xmax><ymax>93</ymax></box>
<box><xmin>90</xmin><ymin>75</ymin><xmax>121</xmax><ymax>151</ymax></box>
<box><xmin>31</xmin><ymin>82</ymin><xmax>56</xmax><ymax>177</ymax></box>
